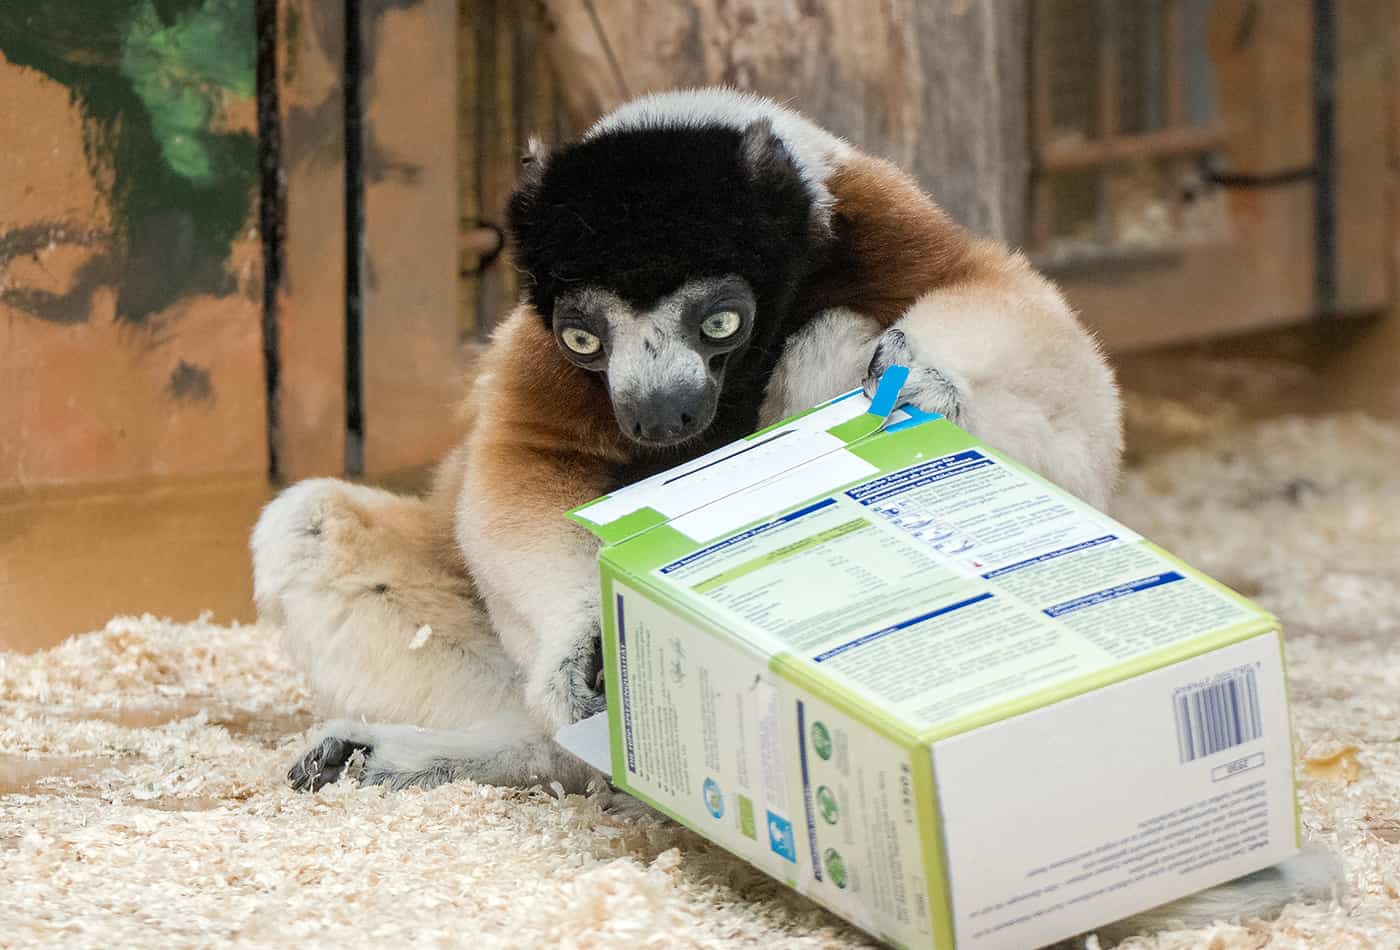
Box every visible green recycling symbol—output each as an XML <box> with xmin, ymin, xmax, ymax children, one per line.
<box><xmin>810</xmin><ymin>721</ymin><xmax>832</xmax><ymax>760</ymax></box>
<box><xmin>824</xmin><ymin>848</ymin><xmax>848</xmax><ymax>889</ymax></box>
<box><xmin>816</xmin><ymin>785</ymin><xmax>839</xmax><ymax>824</ymax></box>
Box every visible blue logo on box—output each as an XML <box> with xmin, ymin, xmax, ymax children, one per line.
<box><xmin>767</xmin><ymin>812</ymin><xmax>796</xmax><ymax>863</ymax></box>
<box><xmin>702</xmin><ymin>778</ymin><xmax>724</xmax><ymax>819</ymax></box>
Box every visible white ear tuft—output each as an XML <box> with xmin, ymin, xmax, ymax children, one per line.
<box><xmin>518</xmin><ymin>136</ymin><xmax>552</xmax><ymax>190</ymax></box>
<box><xmin>524</xmin><ymin>136</ymin><xmax>551</xmax><ymax>166</ymax></box>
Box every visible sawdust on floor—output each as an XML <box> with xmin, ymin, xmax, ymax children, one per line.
<box><xmin>3</xmin><ymin>406</ymin><xmax>1400</xmax><ymax>947</ymax></box>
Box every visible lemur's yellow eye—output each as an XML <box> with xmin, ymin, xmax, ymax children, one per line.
<box><xmin>561</xmin><ymin>327</ymin><xmax>601</xmax><ymax>356</ymax></box>
<box><xmin>701</xmin><ymin>310</ymin><xmax>742</xmax><ymax>340</ymax></box>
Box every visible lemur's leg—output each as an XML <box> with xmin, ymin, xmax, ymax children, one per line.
<box><xmin>456</xmin><ymin>306</ymin><xmax>631</xmax><ymax>733</ymax></box>
<box><xmin>286</xmin><ymin>712</ymin><xmax>598</xmax><ymax>794</ymax></box>
<box><xmin>251</xmin><ymin>477</ymin><xmax>527</xmax><ymax>735</ymax></box>
<box><xmin>759</xmin><ymin>307</ymin><xmax>884</xmax><ymax>426</ymax></box>
<box><xmin>860</xmin><ymin>246</ymin><xmax>1122</xmax><ymax>509</ymax></box>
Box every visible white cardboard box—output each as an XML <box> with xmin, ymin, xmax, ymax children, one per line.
<box><xmin>557</xmin><ymin>372</ymin><xmax>1299</xmax><ymax>949</ymax></box>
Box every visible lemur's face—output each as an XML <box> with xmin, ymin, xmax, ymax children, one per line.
<box><xmin>552</xmin><ymin>276</ymin><xmax>756</xmax><ymax>448</ymax></box>
<box><xmin>507</xmin><ymin>118</ymin><xmax>827</xmax><ymax>451</ymax></box>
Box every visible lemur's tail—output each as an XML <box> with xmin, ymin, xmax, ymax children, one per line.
<box><xmin>1094</xmin><ymin>842</ymin><xmax>1344</xmax><ymax>944</ymax></box>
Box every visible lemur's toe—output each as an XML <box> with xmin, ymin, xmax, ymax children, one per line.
<box><xmin>863</xmin><ymin>328</ymin><xmax>912</xmax><ymax>396</ymax></box>
<box><xmin>576</xmin><ymin>689</ymin><xmax>608</xmax><ymax>721</ymax></box>
<box><xmin>552</xmin><ymin>624</ymin><xmax>608</xmax><ymax>724</ymax></box>
<box><xmin>586</xmin><ymin>631</ymin><xmax>605</xmax><ymax>692</ymax></box>
<box><xmin>863</xmin><ymin>327</ymin><xmax>965</xmax><ymax>424</ymax></box>
<box><xmin>288</xmin><ymin>736</ymin><xmax>371</xmax><ymax>792</ymax></box>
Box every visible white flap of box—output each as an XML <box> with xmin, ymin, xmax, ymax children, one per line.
<box><xmin>554</xmin><ymin>710</ymin><xmax>614</xmax><ymax>778</ymax></box>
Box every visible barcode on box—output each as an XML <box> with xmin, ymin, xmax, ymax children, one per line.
<box><xmin>1174</xmin><ymin>668</ymin><xmax>1263</xmax><ymax>763</ymax></box>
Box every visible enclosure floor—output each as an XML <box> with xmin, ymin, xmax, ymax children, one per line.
<box><xmin>0</xmin><ymin>475</ymin><xmax>269</xmax><ymax>652</ymax></box>
<box><xmin>3</xmin><ymin>394</ymin><xmax>1400</xmax><ymax>946</ymax></box>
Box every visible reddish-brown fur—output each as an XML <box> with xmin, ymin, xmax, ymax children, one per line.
<box><xmin>798</xmin><ymin>153</ymin><xmax>991</xmax><ymax>328</ymax></box>
<box><xmin>457</xmin><ymin>152</ymin><xmax>1021</xmax><ymax>536</ymax></box>
<box><xmin>459</xmin><ymin>313</ymin><xmax>630</xmax><ymax>532</ymax></box>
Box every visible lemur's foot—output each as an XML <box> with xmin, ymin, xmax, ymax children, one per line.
<box><xmin>863</xmin><ymin>327</ymin><xmax>966</xmax><ymax>425</ymax></box>
<box><xmin>540</xmin><ymin>625</ymin><xmax>607</xmax><ymax>727</ymax></box>
<box><xmin>288</xmin><ymin>735</ymin><xmax>371</xmax><ymax>792</ymax></box>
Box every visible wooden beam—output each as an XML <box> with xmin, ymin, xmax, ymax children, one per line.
<box><xmin>1319</xmin><ymin>0</ymin><xmax>1399</xmax><ymax>415</ymax></box>
<box><xmin>1330</xmin><ymin>0</ymin><xmax>1391</xmax><ymax>315</ymax></box>
<box><xmin>358</xmin><ymin>0</ymin><xmax>464</xmax><ymax>476</ymax></box>
<box><xmin>458</xmin><ymin>0</ymin><xmax>481</xmax><ymax>340</ymax></box>
<box><xmin>275</xmin><ymin>0</ymin><xmax>347</xmax><ymax>480</ymax></box>
<box><xmin>538</xmin><ymin>0</ymin><xmax>1030</xmax><ymax>243</ymax></box>
<box><xmin>473</xmin><ymin>0</ymin><xmax>521</xmax><ymax>338</ymax></box>
<box><xmin>1062</xmin><ymin>0</ymin><xmax>1318</xmax><ymax>350</ymax></box>
<box><xmin>1039</xmin><ymin>126</ymin><xmax>1227</xmax><ymax>170</ymax></box>
<box><xmin>1165</xmin><ymin>0</ymin><xmax>1186</xmax><ymax>129</ymax></box>
<box><xmin>1030</xmin><ymin>0</ymin><xmax>1055</xmax><ymax>250</ymax></box>
<box><xmin>1098</xmin><ymin>0</ymin><xmax>1121</xmax><ymax>141</ymax></box>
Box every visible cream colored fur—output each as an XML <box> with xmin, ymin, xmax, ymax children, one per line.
<box><xmin>890</xmin><ymin>247</ymin><xmax>1122</xmax><ymax>509</ymax></box>
<box><xmin>251</xmin><ymin>476</ymin><xmax>523</xmax><ymax>733</ymax></box>
<box><xmin>453</xmin><ymin>311</ymin><xmax>611</xmax><ymax>732</ymax></box>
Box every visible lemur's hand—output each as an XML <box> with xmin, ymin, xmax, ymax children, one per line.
<box><xmin>862</xmin><ymin>327</ymin><xmax>966</xmax><ymax>425</ymax></box>
<box><xmin>534</xmin><ymin>620</ymin><xmax>607</xmax><ymax>728</ymax></box>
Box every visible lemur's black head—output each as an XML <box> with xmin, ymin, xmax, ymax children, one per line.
<box><xmin>506</xmin><ymin>119</ymin><xmax>829</xmax><ymax>449</ymax></box>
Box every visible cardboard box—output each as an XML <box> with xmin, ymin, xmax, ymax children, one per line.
<box><xmin>555</xmin><ymin>369</ymin><xmax>1299</xmax><ymax>950</ymax></box>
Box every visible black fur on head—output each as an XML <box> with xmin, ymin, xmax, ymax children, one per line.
<box><xmin>506</xmin><ymin>120</ymin><xmax>831</xmax><ymax>354</ymax></box>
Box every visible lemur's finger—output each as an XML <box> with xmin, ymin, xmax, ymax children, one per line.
<box><xmin>863</xmin><ymin>328</ymin><xmax>912</xmax><ymax>397</ymax></box>
<box><xmin>588</xmin><ymin>631</ymin><xmax>605</xmax><ymax>693</ymax></box>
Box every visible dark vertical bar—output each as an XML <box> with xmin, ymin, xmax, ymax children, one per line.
<box><xmin>1163</xmin><ymin>0</ymin><xmax>1185</xmax><ymax>233</ymax></box>
<box><xmin>1095</xmin><ymin>0</ymin><xmax>1120</xmax><ymax>243</ymax></box>
<box><xmin>1313</xmin><ymin>0</ymin><xmax>1337</xmax><ymax>315</ymax></box>
<box><xmin>344</xmin><ymin>0</ymin><xmax>366</xmax><ymax>475</ymax></box>
<box><xmin>255</xmin><ymin>0</ymin><xmax>283</xmax><ymax>483</ymax></box>
<box><xmin>475</xmin><ymin>0</ymin><xmax>499</xmax><ymax>336</ymax></box>
<box><xmin>1164</xmin><ymin>0</ymin><xmax>1185</xmax><ymax>130</ymax></box>
<box><xmin>1029</xmin><ymin>0</ymin><xmax>1054</xmax><ymax>251</ymax></box>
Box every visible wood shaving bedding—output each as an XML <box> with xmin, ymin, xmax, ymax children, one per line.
<box><xmin>3</xmin><ymin>413</ymin><xmax>1399</xmax><ymax>948</ymax></box>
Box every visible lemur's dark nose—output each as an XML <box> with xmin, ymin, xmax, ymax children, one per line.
<box><xmin>635</xmin><ymin>409</ymin><xmax>695</xmax><ymax>442</ymax></box>
<box><xmin>631</xmin><ymin>390</ymin><xmax>708</xmax><ymax>445</ymax></box>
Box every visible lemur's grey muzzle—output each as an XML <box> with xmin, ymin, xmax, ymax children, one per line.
<box><xmin>613</xmin><ymin>381</ymin><xmax>716</xmax><ymax>446</ymax></box>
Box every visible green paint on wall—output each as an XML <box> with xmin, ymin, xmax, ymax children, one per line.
<box><xmin>0</xmin><ymin>0</ymin><xmax>257</xmax><ymax>325</ymax></box>
<box><xmin>122</xmin><ymin>0</ymin><xmax>256</xmax><ymax>183</ymax></box>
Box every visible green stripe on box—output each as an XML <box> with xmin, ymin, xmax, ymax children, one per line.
<box><xmin>603</xmin><ymin>522</ymin><xmax>713</xmax><ymax>572</ymax></box>
<box><xmin>826</xmin><ymin>413</ymin><xmax>884</xmax><ymax>444</ymax></box>
<box><xmin>571</xmin><ymin>506</ymin><xmax>668</xmax><ymax>545</ymax></box>
<box><xmin>690</xmin><ymin>518</ymin><xmax>872</xmax><ymax>593</ymax></box>
<box><xmin>1274</xmin><ymin>628</ymin><xmax>1304</xmax><ymax>848</ymax></box>
<box><xmin>845</xmin><ymin>420</ymin><xmax>981</xmax><ymax>469</ymax></box>
<box><xmin>912</xmin><ymin>747</ymin><xmax>956</xmax><ymax>950</ymax></box>
<box><xmin>738</xmin><ymin>795</ymin><xmax>757</xmax><ymax>840</ymax></box>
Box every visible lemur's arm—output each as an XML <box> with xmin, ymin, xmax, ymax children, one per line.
<box><xmin>788</xmin><ymin>154</ymin><xmax>1123</xmax><ymax>508</ymax></box>
<box><xmin>456</xmin><ymin>305</ymin><xmax>630</xmax><ymax>730</ymax></box>
<box><xmin>864</xmin><ymin>239</ymin><xmax>1122</xmax><ymax>507</ymax></box>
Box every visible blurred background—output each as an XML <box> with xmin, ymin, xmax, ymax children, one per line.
<box><xmin>2</xmin><ymin>0</ymin><xmax>1397</xmax><ymax>650</ymax></box>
